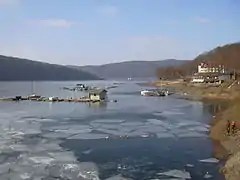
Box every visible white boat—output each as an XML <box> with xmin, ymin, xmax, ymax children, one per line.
<box><xmin>140</xmin><ymin>90</ymin><xmax>148</xmax><ymax>96</ymax></box>
<box><xmin>141</xmin><ymin>89</ymin><xmax>169</xmax><ymax>96</ymax></box>
<box><xmin>140</xmin><ymin>90</ymin><xmax>156</xmax><ymax>96</ymax></box>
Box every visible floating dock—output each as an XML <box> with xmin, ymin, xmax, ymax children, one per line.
<box><xmin>0</xmin><ymin>95</ymin><xmax>100</xmax><ymax>103</ymax></box>
<box><xmin>0</xmin><ymin>88</ymin><xmax>117</xmax><ymax>104</ymax></box>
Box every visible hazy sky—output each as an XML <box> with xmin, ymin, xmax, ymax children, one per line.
<box><xmin>0</xmin><ymin>0</ymin><xmax>239</xmax><ymax>65</ymax></box>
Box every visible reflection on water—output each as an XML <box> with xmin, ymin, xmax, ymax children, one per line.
<box><xmin>204</xmin><ymin>100</ymin><xmax>230</xmax><ymax>116</ymax></box>
<box><xmin>0</xmin><ymin>81</ymin><xmax>225</xmax><ymax>180</ymax></box>
<box><xmin>88</xmin><ymin>101</ymin><xmax>108</xmax><ymax>110</ymax></box>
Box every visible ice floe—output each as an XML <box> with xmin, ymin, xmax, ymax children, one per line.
<box><xmin>44</xmin><ymin>116</ymin><xmax>212</xmax><ymax>140</ymax></box>
<box><xmin>158</xmin><ymin>178</ymin><xmax>187</xmax><ymax>180</ymax></box>
<box><xmin>35</xmin><ymin>118</ymin><xmax>57</xmax><ymax>122</ymax></box>
<box><xmin>29</xmin><ymin>156</ymin><xmax>55</xmax><ymax>165</ymax></box>
<box><xmin>78</xmin><ymin>162</ymin><xmax>99</xmax><ymax>179</ymax></box>
<box><xmin>161</xmin><ymin>110</ymin><xmax>186</xmax><ymax>115</ymax></box>
<box><xmin>175</xmin><ymin>121</ymin><xmax>203</xmax><ymax>128</ymax></box>
<box><xmin>68</xmin><ymin>133</ymin><xmax>108</xmax><ymax>140</ymax></box>
<box><xmin>0</xmin><ymin>112</ymin><xmax>101</xmax><ymax>180</ymax></box>
<box><xmin>199</xmin><ymin>158</ymin><xmax>219</xmax><ymax>163</ymax></box>
<box><xmin>46</xmin><ymin>124</ymin><xmax>92</xmax><ymax>131</ymax></box>
<box><xmin>54</xmin><ymin>128</ymin><xmax>92</xmax><ymax>134</ymax></box>
<box><xmin>30</xmin><ymin>110</ymin><xmax>211</xmax><ymax>140</ymax></box>
<box><xmin>0</xmin><ymin>162</ymin><xmax>14</xmax><ymax>175</ymax></box>
<box><xmin>120</xmin><ymin>122</ymin><xmax>145</xmax><ymax>126</ymax></box>
<box><xmin>92</xmin><ymin>124</ymin><xmax>120</xmax><ymax>130</ymax></box>
<box><xmin>157</xmin><ymin>169</ymin><xmax>191</xmax><ymax>179</ymax></box>
<box><xmin>188</xmin><ymin>126</ymin><xmax>209</xmax><ymax>132</ymax></box>
<box><xmin>156</xmin><ymin>133</ymin><xmax>176</xmax><ymax>138</ymax></box>
<box><xmin>22</xmin><ymin>117</ymin><xmax>56</xmax><ymax>123</ymax></box>
<box><xmin>82</xmin><ymin>149</ymin><xmax>93</xmax><ymax>155</ymax></box>
<box><xmin>203</xmin><ymin>172</ymin><xmax>213</xmax><ymax>179</ymax></box>
<box><xmin>0</xmin><ymin>98</ymin><xmax>219</xmax><ymax>180</ymax></box>
<box><xmin>9</xmin><ymin>144</ymin><xmax>30</xmax><ymax>152</ymax></box>
<box><xmin>140</xmin><ymin>125</ymin><xmax>167</xmax><ymax>133</ymax></box>
<box><xmin>92</xmin><ymin>119</ymin><xmax>125</xmax><ymax>123</ymax></box>
<box><xmin>178</xmin><ymin>132</ymin><xmax>207</xmax><ymax>138</ymax></box>
<box><xmin>186</xmin><ymin>164</ymin><xmax>194</xmax><ymax>167</ymax></box>
<box><xmin>147</xmin><ymin>119</ymin><xmax>170</xmax><ymax>126</ymax></box>
<box><xmin>42</xmin><ymin>132</ymin><xmax>73</xmax><ymax>139</ymax></box>
<box><xmin>48</xmin><ymin>152</ymin><xmax>77</xmax><ymax>163</ymax></box>
<box><xmin>105</xmin><ymin>174</ymin><xmax>132</xmax><ymax>180</ymax></box>
<box><xmin>96</xmin><ymin>128</ymin><xmax>128</xmax><ymax>136</ymax></box>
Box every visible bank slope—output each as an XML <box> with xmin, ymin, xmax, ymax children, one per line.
<box><xmin>0</xmin><ymin>55</ymin><xmax>101</xmax><ymax>81</ymax></box>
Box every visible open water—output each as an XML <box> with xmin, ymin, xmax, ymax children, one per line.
<box><xmin>0</xmin><ymin>80</ymin><xmax>225</xmax><ymax>180</ymax></box>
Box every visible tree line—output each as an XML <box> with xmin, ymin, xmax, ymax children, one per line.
<box><xmin>156</xmin><ymin>43</ymin><xmax>240</xmax><ymax>80</ymax></box>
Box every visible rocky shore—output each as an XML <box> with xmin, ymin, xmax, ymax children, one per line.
<box><xmin>151</xmin><ymin>81</ymin><xmax>240</xmax><ymax>180</ymax></box>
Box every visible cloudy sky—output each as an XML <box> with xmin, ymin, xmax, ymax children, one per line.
<box><xmin>0</xmin><ymin>0</ymin><xmax>239</xmax><ymax>65</ymax></box>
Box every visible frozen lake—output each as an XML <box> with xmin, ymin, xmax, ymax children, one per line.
<box><xmin>0</xmin><ymin>81</ymin><xmax>224</xmax><ymax>180</ymax></box>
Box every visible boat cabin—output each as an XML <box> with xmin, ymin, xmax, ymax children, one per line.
<box><xmin>76</xmin><ymin>84</ymin><xmax>86</xmax><ymax>88</ymax></box>
<box><xmin>88</xmin><ymin>89</ymin><xmax>107</xmax><ymax>101</ymax></box>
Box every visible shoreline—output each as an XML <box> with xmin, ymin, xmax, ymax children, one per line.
<box><xmin>150</xmin><ymin>81</ymin><xmax>240</xmax><ymax>180</ymax></box>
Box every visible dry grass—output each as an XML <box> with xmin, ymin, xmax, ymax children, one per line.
<box><xmin>154</xmin><ymin>81</ymin><xmax>238</xmax><ymax>101</ymax></box>
<box><xmin>209</xmin><ymin>96</ymin><xmax>240</xmax><ymax>180</ymax></box>
<box><xmin>210</xmin><ymin>98</ymin><xmax>240</xmax><ymax>139</ymax></box>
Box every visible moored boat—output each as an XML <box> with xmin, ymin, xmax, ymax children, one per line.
<box><xmin>140</xmin><ymin>89</ymin><xmax>170</xmax><ymax>97</ymax></box>
<box><xmin>140</xmin><ymin>90</ymin><xmax>157</xmax><ymax>96</ymax></box>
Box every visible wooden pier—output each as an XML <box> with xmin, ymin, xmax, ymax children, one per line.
<box><xmin>0</xmin><ymin>89</ymin><xmax>117</xmax><ymax>103</ymax></box>
<box><xmin>0</xmin><ymin>96</ymin><xmax>95</xmax><ymax>103</ymax></box>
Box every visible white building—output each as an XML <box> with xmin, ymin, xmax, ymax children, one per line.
<box><xmin>192</xmin><ymin>62</ymin><xmax>230</xmax><ymax>83</ymax></box>
<box><xmin>198</xmin><ymin>63</ymin><xmax>225</xmax><ymax>73</ymax></box>
<box><xmin>88</xmin><ymin>89</ymin><xmax>107</xmax><ymax>101</ymax></box>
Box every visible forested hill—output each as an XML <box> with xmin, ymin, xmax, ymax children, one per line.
<box><xmin>0</xmin><ymin>55</ymin><xmax>101</xmax><ymax>81</ymax></box>
<box><xmin>70</xmin><ymin>59</ymin><xmax>187</xmax><ymax>79</ymax></box>
<box><xmin>157</xmin><ymin>42</ymin><xmax>240</xmax><ymax>79</ymax></box>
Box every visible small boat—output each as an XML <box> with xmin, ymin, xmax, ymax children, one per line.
<box><xmin>76</xmin><ymin>84</ymin><xmax>86</xmax><ymax>88</ymax></box>
<box><xmin>141</xmin><ymin>89</ymin><xmax>169</xmax><ymax>97</ymax></box>
<box><xmin>48</xmin><ymin>96</ymin><xmax>59</xmax><ymax>102</ymax></box>
<box><xmin>157</xmin><ymin>90</ymin><xmax>168</xmax><ymax>96</ymax></box>
<box><xmin>141</xmin><ymin>90</ymin><xmax>157</xmax><ymax>96</ymax></box>
<box><xmin>28</xmin><ymin>94</ymin><xmax>41</xmax><ymax>99</ymax></box>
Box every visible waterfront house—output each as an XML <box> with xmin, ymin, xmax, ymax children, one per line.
<box><xmin>192</xmin><ymin>62</ymin><xmax>231</xmax><ymax>83</ymax></box>
<box><xmin>198</xmin><ymin>62</ymin><xmax>226</xmax><ymax>74</ymax></box>
<box><xmin>88</xmin><ymin>89</ymin><xmax>107</xmax><ymax>101</ymax></box>
<box><xmin>192</xmin><ymin>72</ymin><xmax>231</xmax><ymax>83</ymax></box>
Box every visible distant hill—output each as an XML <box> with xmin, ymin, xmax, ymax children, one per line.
<box><xmin>157</xmin><ymin>42</ymin><xmax>240</xmax><ymax>79</ymax></box>
<box><xmin>0</xmin><ymin>55</ymin><xmax>101</xmax><ymax>81</ymax></box>
<box><xmin>70</xmin><ymin>59</ymin><xmax>187</xmax><ymax>79</ymax></box>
